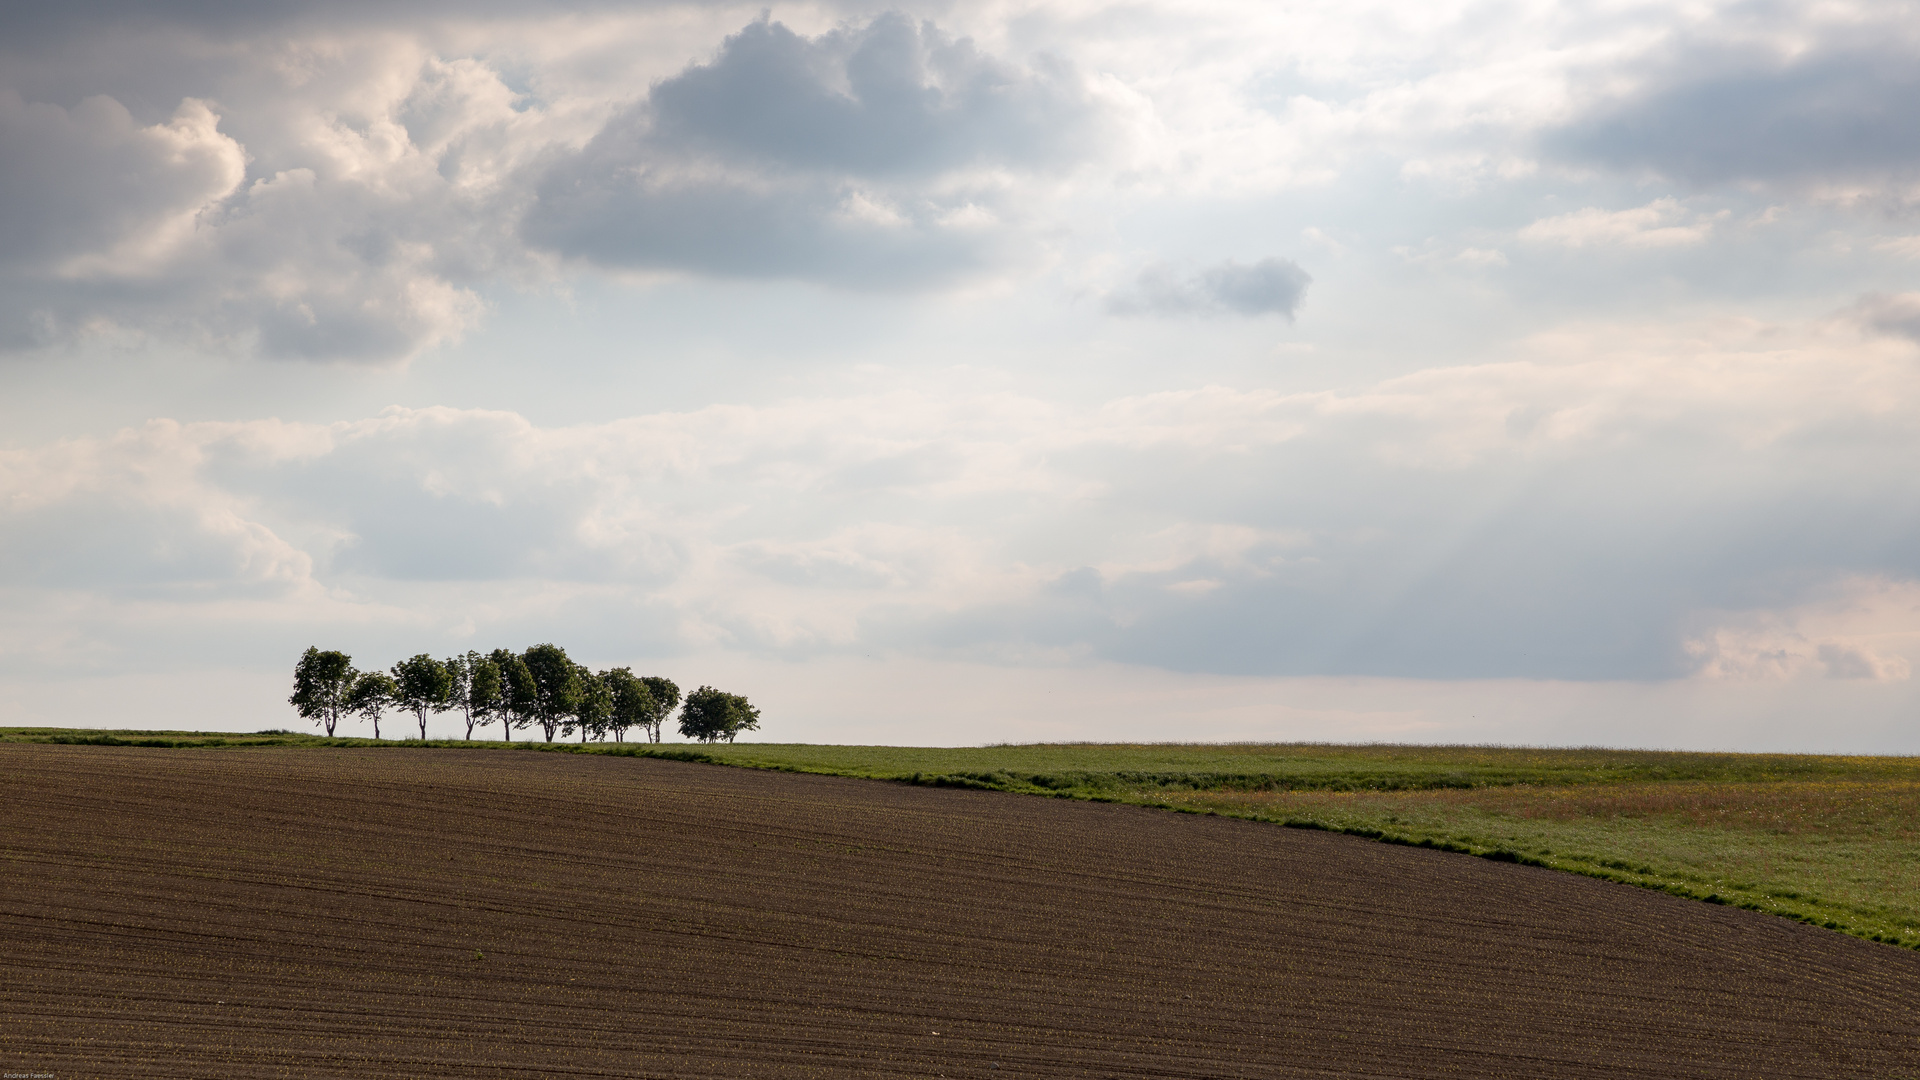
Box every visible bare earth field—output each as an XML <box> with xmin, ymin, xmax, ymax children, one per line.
<box><xmin>2</xmin><ymin>746</ymin><xmax>1917</xmax><ymax>1078</ymax></box>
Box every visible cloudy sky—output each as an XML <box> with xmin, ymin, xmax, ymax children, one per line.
<box><xmin>5</xmin><ymin>0</ymin><xmax>1920</xmax><ymax>749</ymax></box>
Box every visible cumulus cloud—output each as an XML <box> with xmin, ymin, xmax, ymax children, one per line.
<box><xmin>525</xmin><ymin>13</ymin><xmax>1120</xmax><ymax>287</ymax></box>
<box><xmin>1104</xmin><ymin>258</ymin><xmax>1311</xmax><ymax>318</ymax></box>
<box><xmin>0</xmin><ymin>61</ymin><xmax>516</xmax><ymax>362</ymax></box>
<box><xmin>9</xmin><ymin>0</ymin><xmax>1911</xmax><ymax>364</ymax></box>
<box><xmin>0</xmin><ymin>10</ymin><xmax>1131</xmax><ymax>356</ymax></box>
<box><xmin>643</xmin><ymin>14</ymin><xmax>1107</xmax><ymax>177</ymax></box>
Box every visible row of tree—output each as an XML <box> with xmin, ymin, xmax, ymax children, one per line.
<box><xmin>288</xmin><ymin>644</ymin><xmax>761</xmax><ymax>744</ymax></box>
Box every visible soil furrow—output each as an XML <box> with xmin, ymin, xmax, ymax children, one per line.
<box><xmin>2</xmin><ymin>744</ymin><xmax>1916</xmax><ymax>1078</ymax></box>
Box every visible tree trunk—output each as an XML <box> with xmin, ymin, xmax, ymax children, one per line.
<box><xmin>372</xmin><ymin>717</ymin><xmax>381</xmax><ymax>740</ymax></box>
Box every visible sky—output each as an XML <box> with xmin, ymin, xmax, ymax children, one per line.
<box><xmin>4</xmin><ymin>0</ymin><xmax>1920</xmax><ymax>749</ymax></box>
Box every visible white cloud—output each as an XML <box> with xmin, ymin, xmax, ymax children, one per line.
<box><xmin>1518</xmin><ymin>198</ymin><xmax>1720</xmax><ymax>249</ymax></box>
<box><xmin>1876</xmin><ymin>235</ymin><xmax>1920</xmax><ymax>259</ymax></box>
<box><xmin>1685</xmin><ymin>578</ymin><xmax>1920</xmax><ymax>683</ymax></box>
<box><xmin>7</xmin><ymin>307</ymin><xmax>1920</xmax><ymax>682</ymax></box>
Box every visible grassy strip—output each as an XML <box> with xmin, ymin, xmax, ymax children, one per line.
<box><xmin>6</xmin><ymin>729</ymin><xmax>1915</xmax><ymax>949</ymax></box>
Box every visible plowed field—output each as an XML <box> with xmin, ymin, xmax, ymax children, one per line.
<box><xmin>2</xmin><ymin>746</ymin><xmax>1916</xmax><ymax>1078</ymax></box>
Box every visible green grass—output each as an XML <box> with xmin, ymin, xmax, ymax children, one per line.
<box><xmin>6</xmin><ymin>729</ymin><xmax>1915</xmax><ymax>950</ymax></box>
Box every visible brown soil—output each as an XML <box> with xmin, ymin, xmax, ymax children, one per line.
<box><xmin>2</xmin><ymin>746</ymin><xmax>1916</xmax><ymax>1078</ymax></box>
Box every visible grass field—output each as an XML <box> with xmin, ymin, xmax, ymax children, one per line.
<box><xmin>5</xmin><ymin>728</ymin><xmax>1915</xmax><ymax>951</ymax></box>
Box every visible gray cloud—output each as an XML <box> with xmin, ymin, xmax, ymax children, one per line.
<box><xmin>0</xmin><ymin>92</ymin><xmax>243</xmax><ymax>350</ymax></box>
<box><xmin>0</xmin><ymin>93</ymin><xmax>239</xmax><ymax>270</ymax></box>
<box><xmin>525</xmin><ymin>13</ymin><xmax>1116</xmax><ymax>287</ymax></box>
<box><xmin>523</xmin><ymin>173</ymin><xmax>1013</xmax><ymax>288</ymax></box>
<box><xmin>1547</xmin><ymin>41</ymin><xmax>1920</xmax><ymax>187</ymax></box>
<box><xmin>1105</xmin><ymin>258</ymin><xmax>1311</xmax><ymax>318</ymax></box>
<box><xmin>0</xmin><ymin>0</ymin><xmax>695</xmax><ymax>46</ymax></box>
<box><xmin>645</xmin><ymin>14</ymin><xmax>1105</xmax><ymax>177</ymax></box>
<box><xmin>1851</xmin><ymin>292</ymin><xmax>1920</xmax><ymax>343</ymax></box>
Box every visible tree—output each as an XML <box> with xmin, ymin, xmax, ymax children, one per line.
<box><xmin>391</xmin><ymin>654</ymin><xmax>453</xmax><ymax>740</ymax></box>
<box><xmin>522</xmin><ymin>643</ymin><xmax>582</xmax><ymax>743</ymax></box>
<box><xmin>445</xmin><ymin>653</ymin><xmax>469</xmax><ymax>733</ymax></box>
<box><xmin>637</xmin><ymin>676</ymin><xmax>680</xmax><ymax>744</ymax></box>
<box><xmin>600</xmin><ymin>668</ymin><xmax>656</xmax><ymax>743</ymax></box>
<box><xmin>492</xmin><ymin>648</ymin><xmax>536</xmax><ymax>742</ymax></box>
<box><xmin>289</xmin><ymin>647</ymin><xmax>355</xmax><ymax>737</ymax></box>
<box><xmin>348</xmin><ymin>670</ymin><xmax>398</xmax><ymax>740</ymax></box>
<box><xmin>567</xmin><ymin>664</ymin><xmax>614</xmax><ymax>743</ymax></box>
<box><xmin>458</xmin><ymin>651</ymin><xmax>503</xmax><ymax>740</ymax></box>
<box><xmin>678</xmin><ymin>686</ymin><xmax>760</xmax><ymax>744</ymax></box>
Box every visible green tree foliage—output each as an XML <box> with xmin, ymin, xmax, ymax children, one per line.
<box><xmin>522</xmin><ymin>643</ymin><xmax>581</xmax><ymax>743</ymax></box>
<box><xmin>568</xmin><ymin>663</ymin><xmax>615</xmax><ymax>743</ymax></box>
<box><xmin>390</xmin><ymin>654</ymin><xmax>453</xmax><ymax>740</ymax></box>
<box><xmin>495</xmin><ymin>645</ymin><xmax>541</xmax><ymax>737</ymax></box>
<box><xmin>678</xmin><ymin>686</ymin><xmax>760</xmax><ymax>744</ymax></box>
<box><xmin>459</xmin><ymin>651</ymin><xmax>503</xmax><ymax>740</ymax></box>
<box><xmin>491</xmin><ymin>648</ymin><xmax>536</xmax><ymax>742</ymax></box>
<box><xmin>289</xmin><ymin>647</ymin><xmax>355</xmax><ymax>737</ymax></box>
<box><xmin>289</xmin><ymin>648</ymin><xmax>725</xmax><ymax>745</ymax></box>
<box><xmin>446</xmin><ymin>652</ymin><xmax>469</xmax><ymax>719</ymax></box>
<box><xmin>348</xmin><ymin>671</ymin><xmax>398</xmax><ymax>740</ymax></box>
<box><xmin>600</xmin><ymin>668</ymin><xmax>656</xmax><ymax>743</ymax></box>
<box><xmin>638</xmin><ymin>676</ymin><xmax>680</xmax><ymax>744</ymax></box>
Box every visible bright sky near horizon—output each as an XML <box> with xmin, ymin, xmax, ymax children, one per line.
<box><xmin>5</xmin><ymin>0</ymin><xmax>1920</xmax><ymax>749</ymax></box>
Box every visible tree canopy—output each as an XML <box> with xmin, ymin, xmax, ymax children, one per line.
<box><xmin>289</xmin><ymin>647</ymin><xmax>355</xmax><ymax>737</ymax></box>
<box><xmin>678</xmin><ymin>686</ymin><xmax>760</xmax><ymax>744</ymax></box>
<box><xmin>391</xmin><ymin>654</ymin><xmax>453</xmax><ymax>741</ymax></box>
<box><xmin>522</xmin><ymin>643</ymin><xmax>581</xmax><ymax>743</ymax></box>
<box><xmin>600</xmin><ymin>667</ymin><xmax>655</xmax><ymax>743</ymax></box>
<box><xmin>638</xmin><ymin>676</ymin><xmax>680</xmax><ymax>743</ymax></box>
<box><xmin>568</xmin><ymin>661</ymin><xmax>614</xmax><ymax>743</ymax></box>
<box><xmin>347</xmin><ymin>671</ymin><xmax>397</xmax><ymax>741</ymax></box>
<box><xmin>455</xmin><ymin>651</ymin><xmax>503</xmax><ymax>740</ymax></box>
<box><xmin>492</xmin><ymin>649</ymin><xmax>537</xmax><ymax>742</ymax></box>
<box><xmin>290</xmin><ymin>646</ymin><xmax>746</xmax><ymax>744</ymax></box>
